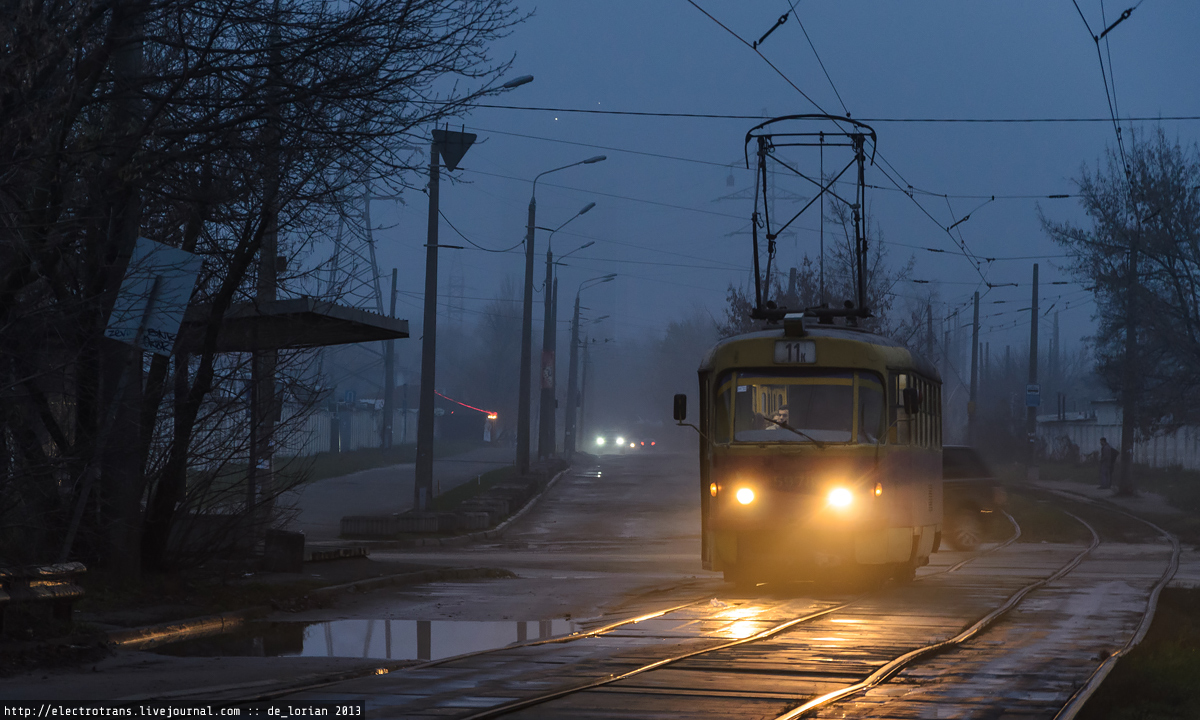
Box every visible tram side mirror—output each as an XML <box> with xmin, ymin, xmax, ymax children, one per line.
<box><xmin>673</xmin><ymin>394</ymin><xmax>688</xmax><ymax>422</ymax></box>
<box><xmin>902</xmin><ymin>387</ymin><xmax>921</xmax><ymax>415</ymax></box>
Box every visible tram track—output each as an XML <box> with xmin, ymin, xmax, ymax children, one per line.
<box><xmin>237</xmin><ymin>511</ymin><xmax>1028</xmax><ymax>716</ymax></box>
<box><xmin>433</xmin><ymin>498</ymin><xmax>1170</xmax><ymax>719</ymax></box>
<box><xmin>216</xmin><ymin>491</ymin><xmax>1176</xmax><ymax>719</ymax></box>
<box><xmin>770</xmin><ymin>489</ymin><xmax>1181</xmax><ymax>720</ymax></box>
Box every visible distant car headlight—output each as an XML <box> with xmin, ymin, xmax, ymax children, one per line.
<box><xmin>596</xmin><ymin>437</ymin><xmax>606</xmax><ymax>446</ymax></box>
<box><xmin>616</xmin><ymin>436</ymin><xmax>625</xmax><ymax>445</ymax></box>
<box><xmin>828</xmin><ymin>487</ymin><xmax>853</xmax><ymax>508</ymax></box>
<box><xmin>736</xmin><ymin>487</ymin><xmax>756</xmax><ymax>505</ymax></box>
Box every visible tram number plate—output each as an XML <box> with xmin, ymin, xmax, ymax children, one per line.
<box><xmin>774</xmin><ymin>340</ymin><xmax>816</xmax><ymax>364</ymax></box>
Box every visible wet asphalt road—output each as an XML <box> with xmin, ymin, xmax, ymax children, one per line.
<box><xmin>0</xmin><ymin>450</ymin><xmax>720</xmax><ymax>703</ymax></box>
<box><xmin>331</xmin><ymin>449</ymin><xmax>720</xmax><ymax>624</ymax></box>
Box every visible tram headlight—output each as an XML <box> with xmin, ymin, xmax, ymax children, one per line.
<box><xmin>616</xmin><ymin>436</ymin><xmax>625</xmax><ymax>445</ymax></box>
<box><xmin>735</xmin><ymin>487</ymin><xmax>756</xmax><ymax>505</ymax></box>
<box><xmin>828</xmin><ymin>487</ymin><xmax>853</xmax><ymax>508</ymax></box>
<box><xmin>595</xmin><ymin>436</ymin><xmax>606</xmax><ymax>446</ymax></box>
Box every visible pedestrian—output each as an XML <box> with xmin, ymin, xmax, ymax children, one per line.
<box><xmin>1098</xmin><ymin>437</ymin><xmax>1118</xmax><ymax>489</ymax></box>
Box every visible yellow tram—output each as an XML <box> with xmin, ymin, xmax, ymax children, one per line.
<box><xmin>675</xmin><ymin>314</ymin><xmax>943</xmax><ymax>584</ymax></box>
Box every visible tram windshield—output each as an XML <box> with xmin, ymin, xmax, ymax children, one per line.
<box><xmin>713</xmin><ymin>370</ymin><xmax>884</xmax><ymax>444</ymax></box>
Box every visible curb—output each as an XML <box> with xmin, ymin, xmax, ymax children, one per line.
<box><xmin>106</xmin><ymin>607</ymin><xmax>268</xmax><ymax>650</ymax></box>
<box><xmin>106</xmin><ymin>566</ymin><xmax>513</xmax><ymax>650</ymax></box>
<box><xmin>346</xmin><ymin>466</ymin><xmax>572</xmax><ymax>549</ymax></box>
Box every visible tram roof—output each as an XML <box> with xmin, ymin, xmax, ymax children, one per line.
<box><xmin>700</xmin><ymin>324</ymin><xmax>940</xmax><ymax>382</ymax></box>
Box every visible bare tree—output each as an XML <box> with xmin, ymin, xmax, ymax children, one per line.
<box><xmin>1041</xmin><ymin>127</ymin><xmax>1200</xmax><ymax>494</ymax></box>
<box><xmin>0</xmin><ymin>0</ymin><xmax>525</xmax><ymax>572</ymax></box>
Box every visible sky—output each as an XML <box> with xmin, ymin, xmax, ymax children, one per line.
<box><xmin>346</xmin><ymin>1</ymin><xmax>1200</xmax><ymax>375</ymax></box>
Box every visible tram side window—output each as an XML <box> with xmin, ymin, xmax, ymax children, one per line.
<box><xmin>933</xmin><ymin>384</ymin><xmax>942</xmax><ymax>447</ymax></box>
<box><xmin>893</xmin><ymin>372</ymin><xmax>938</xmax><ymax>447</ymax></box>
<box><xmin>892</xmin><ymin>373</ymin><xmax>910</xmax><ymax>445</ymax></box>
<box><xmin>857</xmin><ymin>373</ymin><xmax>885</xmax><ymax>444</ymax></box>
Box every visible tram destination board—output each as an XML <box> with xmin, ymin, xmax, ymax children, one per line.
<box><xmin>775</xmin><ymin>339</ymin><xmax>816</xmax><ymax>364</ymax></box>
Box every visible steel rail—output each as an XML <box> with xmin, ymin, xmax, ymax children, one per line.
<box><xmin>449</xmin><ymin>511</ymin><xmax>1027</xmax><ymax>719</ymax></box>
<box><xmin>200</xmin><ymin>596</ymin><xmax>718</xmax><ymax>708</ymax></box>
<box><xmin>456</xmin><ymin>601</ymin><xmax>857</xmax><ymax>720</ymax></box>
<box><xmin>220</xmin><ymin>508</ymin><xmax>1028</xmax><ymax>711</ymax></box>
<box><xmin>773</xmin><ymin>510</ymin><xmax>1101</xmax><ymax>719</ymax></box>
<box><xmin>1050</xmin><ymin>492</ymin><xmax>1181</xmax><ymax>720</ymax></box>
<box><xmin>931</xmin><ymin>510</ymin><xmax>1021</xmax><ymax>576</ymax></box>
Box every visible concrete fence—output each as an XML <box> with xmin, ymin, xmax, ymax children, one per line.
<box><xmin>1038</xmin><ymin>421</ymin><xmax>1200</xmax><ymax>471</ymax></box>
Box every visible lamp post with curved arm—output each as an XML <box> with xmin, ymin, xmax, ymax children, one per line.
<box><xmin>517</xmin><ymin>157</ymin><xmax>605</xmax><ymax>473</ymax></box>
<box><xmin>537</xmin><ymin>204</ymin><xmax>596</xmax><ymax>459</ymax></box>
<box><xmin>564</xmin><ymin>276</ymin><xmax>616</xmax><ymax>456</ymax></box>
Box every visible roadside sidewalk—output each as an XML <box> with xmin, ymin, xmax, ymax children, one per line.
<box><xmin>278</xmin><ymin>445</ymin><xmax>514</xmax><ymax>540</ymax></box>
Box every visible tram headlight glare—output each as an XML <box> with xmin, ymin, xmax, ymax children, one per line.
<box><xmin>828</xmin><ymin>487</ymin><xmax>853</xmax><ymax>508</ymax></box>
<box><xmin>595</xmin><ymin>437</ymin><xmax>605</xmax><ymax>446</ymax></box>
<box><xmin>736</xmin><ymin>487</ymin><xmax>756</xmax><ymax>505</ymax></box>
<box><xmin>616</xmin><ymin>436</ymin><xmax>625</xmax><ymax>445</ymax></box>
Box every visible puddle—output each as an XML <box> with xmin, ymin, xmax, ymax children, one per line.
<box><xmin>151</xmin><ymin>618</ymin><xmax>579</xmax><ymax>661</ymax></box>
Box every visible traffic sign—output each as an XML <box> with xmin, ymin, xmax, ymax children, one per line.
<box><xmin>1026</xmin><ymin>384</ymin><xmax>1041</xmax><ymax>408</ymax></box>
<box><xmin>432</xmin><ymin>129</ymin><xmax>476</xmax><ymax>172</ymax></box>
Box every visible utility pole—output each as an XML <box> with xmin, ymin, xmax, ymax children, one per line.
<box><xmin>518</xmin><ymin>194</ymin><xmax>537</xmax><ymax>474</ymax></box>
<box><xmin>577</xmin><ymin>337</ymin><xmax>591</xmax><ymax>450</ymax></box>
<box><xmin>538</xmin><ymin>245</ymin><xmax>555</xmax><ymax>459</ymax></box>
<box><xmin>1118</xmin><ymin>229</ymin><xmax>1140</xmax><ymax>496</ymax></box>
<box><xmin>381</xmin><ymin>268</ymin><xmax>397</xmax><ymax>448</ymax></box>
<box><xmin>925</xmin><ymin>303</ymin><xmax>934</xmax><ymax>361</ymax></box>
<box><xmin>415</xmin><ymin>129</ymin><xmax>474</xmax><ymax>511</ymax></box>
<box><xmin>1026</xmin><ymin>263</ymin><xmax>1040</xmax><ymax>481</ymax></box>
<box><xmin>564</xmin><ymin>295</ymin><xmax>582</xmax><ymax>456</ymax></box>
<box><xmin>550</xmin><ymin>276</ymin><xmax>559</xmax><ymax>452</ymax></box>
<box><xmin>1051</xmin><ymin>310</ymin><xmax>1060</xmax><ymax>400</ymax></box>
<box><xmin>517</xmin><ymin>156</ymin><xmax>605</xmax><ymax>474</ymax></box>
<box><xmin>969</xmin><ymin>291</ymin><xmax>979</xmax><ymax>446</ymax></box>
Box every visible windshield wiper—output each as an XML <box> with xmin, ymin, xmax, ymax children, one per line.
<box><xmin>760</xmin><ymin>414</ymin><xmax>827</xmax><ymax>449</ymax></box>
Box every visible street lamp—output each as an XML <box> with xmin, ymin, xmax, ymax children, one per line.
<box><xmin>538</xmin><ymin>203</ymin><xmax>597</xmax><ymax>460</ymax></box>
<box><xmin>517</xmin><ymin>156</ymin><xmax>606</xmax><ymax>473</ymax></box>
<box><xmin>564</xmin><ymin>275</ymin><xmax>616</xmax><ymax>456</ymax></box>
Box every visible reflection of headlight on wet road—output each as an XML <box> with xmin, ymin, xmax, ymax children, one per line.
<box><xmin>736</xmin><ymin>487</ymin><xmax>756</xmax><ymax>505</ymax></box>
<box><xmin>827</xmin><ymin>487</ymin><xmax>853</xmax><ymax>507</ymax></box>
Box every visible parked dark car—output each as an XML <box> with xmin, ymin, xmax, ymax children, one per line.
<box><xmin>942</xmin><ymin>445</ymin><xmax>1007</xmax><ymax>551</ymax></box>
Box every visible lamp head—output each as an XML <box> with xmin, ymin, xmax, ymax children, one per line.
<box><xmin>580</xmin><ymin>241</ymin><xmax>595</xmax><ymax>249</ymax></box>
<box><xmin>501</xmin><ymin>75</ymin><xmax>534</xmax><ymax>89</ymax></box>
<box><xmin>579</xmin><ymin>202</ymin><xmax>596</xmax><ymax>215</ymax></box>
<box><xmin>583</xmin><ymin>155</ymin><xmax>606</xmax><ymax>164</ymax></box>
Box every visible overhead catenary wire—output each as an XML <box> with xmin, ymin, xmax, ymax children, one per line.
<box><xmin>467</xmin><ymin>124</ymin><xmax>1079</xmax><ymax>201</ymax></box>
<box><xmin>438</xmin><ymin>102</ymin><xmax>1200</xmax><ymax>124</ymax></box>
<box><xmin>682</xmin><ymin>2</ymin><xmax>999</xmax><ymax>285</ymax></box>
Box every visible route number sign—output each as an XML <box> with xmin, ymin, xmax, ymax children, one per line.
<box><xmin>774</xmin><ymin>340</ymin><xmax>816</xmax><ymax>364</ymax></box>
